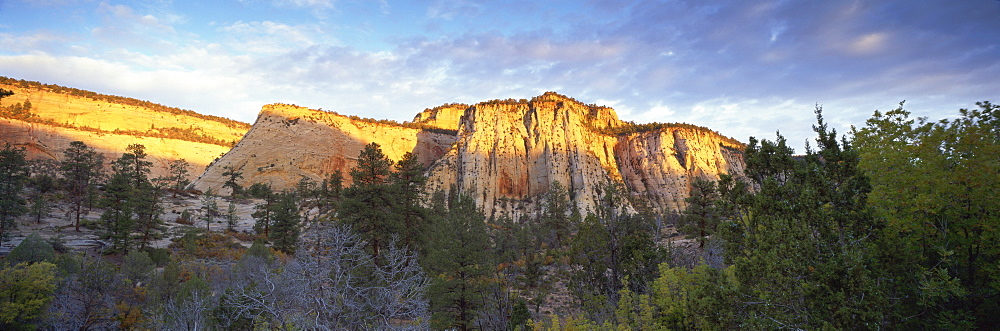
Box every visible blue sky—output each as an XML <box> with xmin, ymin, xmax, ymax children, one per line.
<box><xmin>1</xmin><ymin>0</ymin><xmax>998</xmax><ymax>148</ymax></box>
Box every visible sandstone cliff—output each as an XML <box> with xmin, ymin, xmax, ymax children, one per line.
<box><xmin>194</xmin><ymin>92</ymin><xmax>744</xmax><ymax>220</ymax></box>
<box><xmin>0</xmin><ymin>118</ymin><xmax>232</xmax><ymax>179</ymax></box>
<box><xmin>191</xmin><ymin>104</ymin><xmax>457</xmax><ymax>193</ymax></box>
<box><xmin>424</xmin><ymin>93</ymin><xmax>744</xmax><ymax>220</ymax></box>
<box><xmin>0</xmin><ymin>79</ymin><xmax>249</xmax><ymax>180</ymax></box>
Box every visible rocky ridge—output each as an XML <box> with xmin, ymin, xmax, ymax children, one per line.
<box><xmin>194</xmin><ymin>92</ymin><xmax>745</xmax><ymax>219</ymax></box>
<box><xmin>0</xmin><ymin>80</ymin><xmax>249</xmax><ymax>179</ymax></box>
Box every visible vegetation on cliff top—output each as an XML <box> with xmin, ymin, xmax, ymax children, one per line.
<box><xmin>0</xmin><ymin>76</ymin><xmax>249</xmax><ymax>130</ymax></box>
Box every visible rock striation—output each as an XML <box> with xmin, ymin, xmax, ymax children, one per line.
<box><xmin>194</xmin><ymin>93</ymin><xmax>745</xmax><ymax>220</ymax></box>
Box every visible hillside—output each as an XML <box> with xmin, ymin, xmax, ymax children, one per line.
<box><xmin>194</xmin><ymin>92</ymin><xmax>745</xmax><ymax>219</ymax></box>
<box><xmin>0</xmin><ymin>77</ymin><xmax>250</xmax><ymax>179</ymax></box>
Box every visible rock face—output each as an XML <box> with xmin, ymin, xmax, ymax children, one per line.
<box><xmin>191</xmin><ymin>104</ymin><xmax>458</xmax><ymax>193</ymax></box>
<box><xmin>0</xmin><ymin>80</ymin><xmax>248</xmax><ymax>180</ymax></box>
<box><xmin>423</xmin><ymin>93</ymin><xmax>744</xmax><ymax>220</ymax></box>
<box><xmin>0</xmin><ymin>118</ymin><xmax>232</xmax><ymax>179</ymax></box>
<box><xmin>195</xmin><ymin>93</ymin><xmax>745</xmax><ymax>220</ymax></box>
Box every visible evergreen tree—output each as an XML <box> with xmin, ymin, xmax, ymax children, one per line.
<box><xmin>426</xmin><ymin>194</ymin><xmax>491</xmax><ymax>330</ymax></box>
<box><xmin>678</xmin><ymin>178</ymin><xmax>720</xmax><ymax>248</ymax></box>
<box><xmin>251</xmin><ymin>185</ymin><xmax>275</xmax><ymax>237</ymax></box>
<box><xmin>221</xmin><ymin>166</ymin><xmax>243</xmax><ymax>197</ymax></box>
<box><xmin>201</xmin><ymin>188</ymin><xmax>218</xmax><ymax>232</ymax></box>
<box><xmin>0</xmin><ymin>88</ymin><xmax>12</xmax><ymax>101</ymax></box>
<box><xmin>853</xmin><ymin>101</ymin><xmax>999</xmax><ymax>328</ymax></box>
<box><xmin>100</xmin><ymin>164</ymin><xmax>135</xmax><ymax>253</ymax></box>
<box><xmin>60</xmin><ymin>141</ymin><xmax>103</xmax><ymax>232</ymax></box>
<box><xmin>390</xmin><ymin>152</ymin><xmax>429</xmax><ymax>251</ymax></box>
<box><xmin>226</xmin><ymin>199</ymin><xmax>238</xmax><ymax>232</ymax></box>
<box><xmin>540</xmin><ymin>180</ymin><xmax>573</xmax><ymax>249</ymax></box>
<box><xmin>319</xmin><ymin>170</ymin><xmax>343</xmax><ymax>214</ymax></box>
<box><xmin>340</xmin><ymin>142</ymin><xmax>399</xmax><ymax>259</ymax></box>
<box><xmin>157</xmin><ymin>159</ymin><xmax>191</xmax><ymax>196</ymax></box>
<box><xmin>568</xmin><ymin>182</ymin><xmax>665</xmax><ymax>323</ymax></box>
<box><xmin>0</xmin><ymin>143</ymin><xmax>28</xmax><ymax>243</ymax></box>
<box><xmin>717</xmin><ymin>107</ymin><xmax>885</xmax><ymax>329</ymax></box>
<box><xmin>268</xmin><ymin>192</ymin><xmax>300</xmax><ymax>254</ymax></box>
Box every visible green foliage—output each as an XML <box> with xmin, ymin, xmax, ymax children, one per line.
<box><xmin>60</xmin><ymin>141</ymin><xmax>103</xmax><ymax>232</ymax></box>
<box><xmin>6</xmin><ymin>233</ymin><xmax>55</xmax><ymax>266</ymax></box>
<box><xmin>201</xmin><ymin>187</ymin><xmax>218</xmax><ymax>231</ymax></box>
<box><xmin>121</xmin><ymin>250</ymin><xmax>154</xmax><ymax>285</ymax></box>
<box><xmin>0</xmin><ymin>88</ymin><xmax>12</xmax><ymax>100</ymax></box>
<box><xmin>715</xmin><ymin>106</ymin><xmax>885</xmax><ymax>329</ymax></box>
<box><xmin>0</xmin><ymin>262</ymin><xmax>57</xmax><ymax>329</ymax></box>
<box><xmin>391</xmin><ymin>152</ymin><xmax>430</xmax><ymax>251</ymax></box>
<box><xmin>425</xmin><ymin>194</ymin><xmax>492</xmax><ymax>330</ymax></box>
<box><xmin>0</xmin><ymin>143</ymin><xmax>28</xmax><ymax>243</ymax></box>
<box><xmin>568</xmin><ymin>183</ymin><xmax>666</xmax><ymax>323</ymax></box>
<box><xmin>651</xmin><ymin>263</ymin><xmax>737</xmax><ymax>330</ymax></box>
<box><xmin>221</xmin><ymin>166</ymin><xmax>243</xmax><ymax>196</ymax></box>
<box><xmin>268</xmin><ymin>192</ymin><xmax>300</xmax><ymax>254</ymax></box>
<box><xmin>100</xmin><ymin>144</ymin><xmax>159</xmax><ymax>253</ymax></box>
<box><xmin>853</xmin><ymin>101</ymin><xmax>999</xmax><ymax>328</ymax></box>
<box><xmin>540</xmin><ymin>180</ymin><xmax>574</xmax><ymax>248</ymax></box>
<box><xmin>678</xmin><ymin>178</ymin><xmax>720</xmax><ymax>248</ymax></box>
<box><xmin>340</xmin><ymin>142</ymin><xmax>400</xmax><ymax>259</ymax></box>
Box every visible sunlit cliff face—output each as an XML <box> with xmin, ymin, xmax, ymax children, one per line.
<box><xmin>194</xmin><ymin>93</ymin><xmax>744</xmax><ymax>221</ymax></box>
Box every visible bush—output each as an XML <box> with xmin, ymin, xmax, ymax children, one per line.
<box><xmin>6</xmin><ymin>233</ymin><xmax>55</xmax><ymax>265</ymax></box>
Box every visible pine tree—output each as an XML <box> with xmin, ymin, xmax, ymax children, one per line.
<box><xmin>201</xmin><ymin>188</ymin><xmax>218</xmax><ymax>232</ymax></box>
<box><xmin>426</xmin><ymin>194</ymin><xmax>491</xmax><ymax>330</ymax></box>
<box><xmin>340</xmin><ymin>142</ymin><xmax>399</xmax><ymax>259</ymax></box>
<box><xmin>678</xmin><ymin>178</ymin><xmax>719</xmax><ymax>248</ymax></box>
<box><xmin>391</xmin><ymin>152</ymin><xmax>429</xmax><ymax>251</ymax></box>
<box><xmin>268</xmin><ymin>192</ymin><xmax>300</xmax><ymax>254</ymax></box>
<box><xmin>540</xmin><ymin>180</ymin><xmax>572</xmax><ymax>249</ymax></box>
<box><xmin>251</xmin><ymin>185</ymin><xmax>275</xmax><ymax>237</ymax></box>
<box><xmin>221</xmin><ymin>166</ymin><xmax>243</xmax><ymax>197</ymax></box>
<box><xmin>60</xmin><ymin>141</ymin><xmax>104</xmax><ymax>232</ymax></box>
<box><xmin>0</xmin><ymin>143</ymin><xmax>28</xmax><ymax>243</ymax></box>
<box><xmin>568</xmin><ymin>182</ymin><xmax>665</xmax><ymax>323</ymax></box>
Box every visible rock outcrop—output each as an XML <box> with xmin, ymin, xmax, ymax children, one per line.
<box><xmin>195</xmin><ymin>93</ymin><xmax>744</xmax><ymax>220</ymax></box>
<box><xmin>0</xmin><ymin>80</ymin><xmax>248</xmax><ymax>180</ymax></box>
<box><xmin>191</xmin><ymin>104</ymin><xmax>458</xmax><ymax>193</ymax></box>
<box><xmin>0</xmin><ymin>118</ymin><xmax>233</xmax><ymax>179</ymax></box>
<box><xmin>423</xmin><ymin>93</ymin><xmax>744</xmax><ymax>220</ymax></box>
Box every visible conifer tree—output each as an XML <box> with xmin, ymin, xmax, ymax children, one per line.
<box><xmin>540</xmin><ymin>180</ymin><xmax>572</xmax><ymax>249</ymax></box>
<box><xmin>678</xmin><ymin>178</ymin><xmax>719</xmax><ymax>248</ymax></box>
<box><xmin>391</xmin><ymin>152</ymin><xmax>429</xmax><ymax>251</ymax></box>
<box><xmin>60</xmin><ymin>141</ymin><xmax>103</xmax><ymax>232</ymax></box>
<box><xmin>268</xmin><ymin>192</ymin><xmax>300</xmax><ymax>254</ymax></box>
<box><xmin>201</xmin><ymin>188</ymin><xmax>218</xmax><ymax>232</ymax></box>
<box><xmin>251</xmin><ymin>184</ymin><xmax>274</xmax><ymax>237</ymax></box>
<box><xmin>221</xmin><ymin>166</ymin><xmax>243</xmax><ymax>197</ymax></box>
<box><xmin>340</xmin><ymin>142</ymin><xmax>398</xmax><ymax>259</ymax></box>
<box><xmin>717</xmin><ymin>107</ymin><xmax>884</xmax><ymax>329</ymax></box>
<box><xmin>426</xmin><ymin>194</ymin><xmax>491</xmax><ymax>330</ymax></box>
<box><xmin>0</xmin><ymin>143</ymin><xmax>28</xmax><ymax>243</ymax></box>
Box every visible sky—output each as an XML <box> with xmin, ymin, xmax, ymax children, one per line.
<box><xmin>1</xmin><ymin>0</ymin><xmax>998</xmax><ymax>148</ymax></box>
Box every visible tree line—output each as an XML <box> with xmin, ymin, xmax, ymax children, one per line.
<box><xmin>0</xmin><ymin>98</ymin><xmax>995</xmax><ymax>329</ymax></box>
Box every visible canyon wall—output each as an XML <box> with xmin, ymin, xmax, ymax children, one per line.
<box><xmin>191</xmin><ymin>104</ymin><xmax>457</xmax><ymax>193</ymax></box>
<box><xmin>194</xmin><ymin>93</ymin><xmax>745</xmax><ymax>220</ymax></box>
